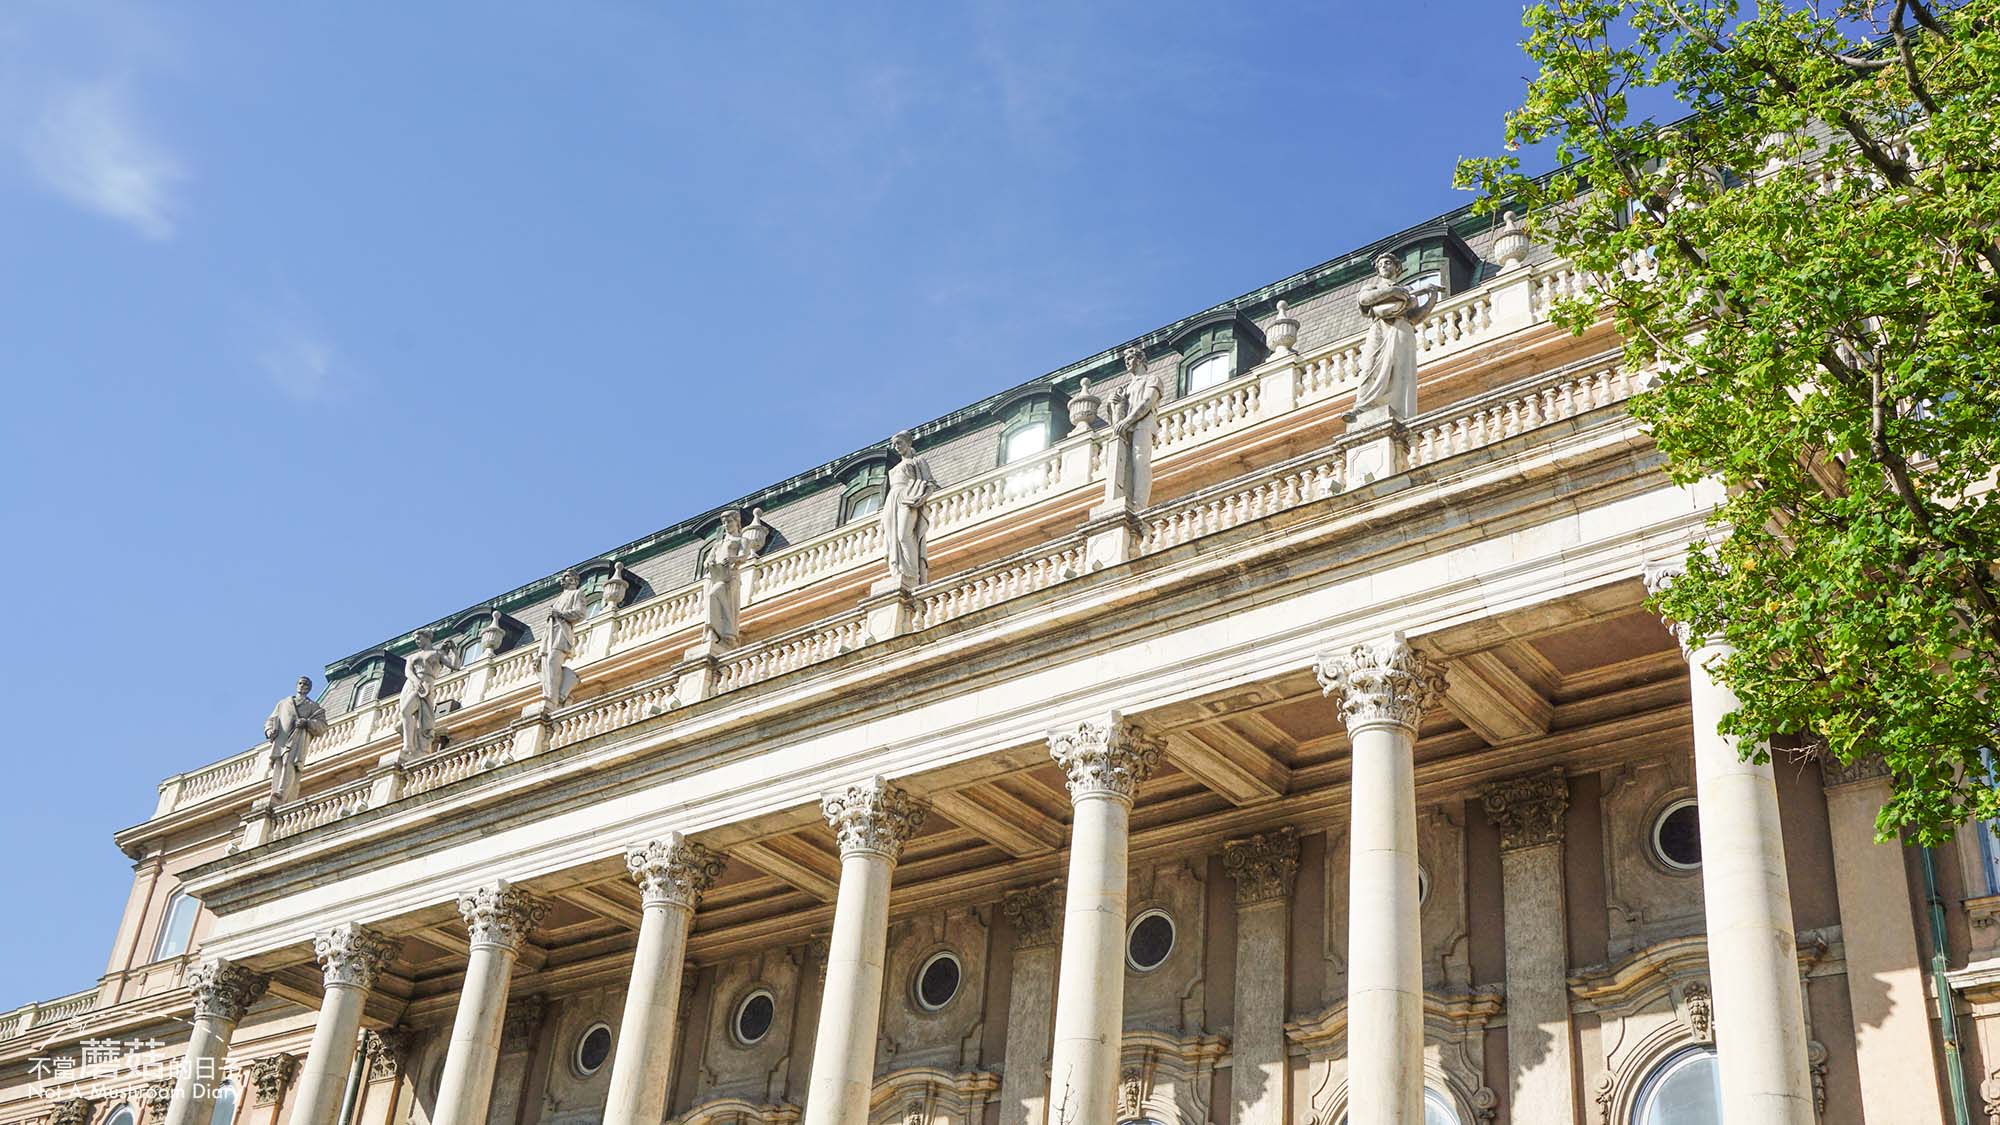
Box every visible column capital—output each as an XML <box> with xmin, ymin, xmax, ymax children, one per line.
<box><xmin>1480</xmin><ymin>770</ymin><xmax>1569</xmax><ymax>851</ymax></box>
<box><xmin>312</xmin><ymin>922</ymin><xmax>399</xmax><ymax>991</ymax></box>
<box><xmin>1002</xmin><ymin>879</ymin><xmax>1065</xmax><ymax>949</ymax></box>
<box><xmin>187</xmin><ymin>958</ymin><xmax>270</xmax><ymax>1023</ymax></box>
<box><xmin>361</xmin><ymin>1028</ymin><xmax>410</xmax><ymax>1080</ymax></box>
<box><xmin>1820</xmin><ymin>750</ymin><xmax>1890</xmax><ymax>790</ymax></box>
<box><xmin>456</xmin><ymin>881</ymin><xmax>548</xmax><ymax>952</ymax></box>
<box><xmin>626</xmin><ymin>833</ymin><xmax>725</xmax><ymax>909</ymax></box>
<box><xmin>248</xmin><ymin>1054</ymin><xmax>299</xmax><ymax>1106</ymax></box>
<box><xmin>1223</xmin><ymin>827</ymin><xmax>1301</xmax><ymax>905</ymax></box>
<box><xmin>820</xmin><ymin>776</ymin><xmax>928</xmax><ymax>861</ymax></box>
<box><xmin>1048</xmin><ymin>713</ymin><xmax>1164</xmax><ymax>803</ymax></box>
<box><xmin>1313</xmin><ymin>632</ymin><xmax>1447</xmax><ymax>733</ymax></box>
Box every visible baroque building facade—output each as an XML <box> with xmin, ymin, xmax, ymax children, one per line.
<box><xmin>1</xmin><ymin>204</ymin><xmax>1985</xmax><ymax>1125</ymax></box>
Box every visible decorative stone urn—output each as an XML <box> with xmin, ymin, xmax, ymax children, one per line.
<box><xmin>1494</xmin><ymin>210</ymin><xmax>1531</xmax><ymax>271</ymax></box>
<box><xmin>479</xmin><ymin>610</ymin><xmax>506</xmax><ymax>656</ymax></box>
<box><xmin>1266</xmin><ymin>300</ymin><xmax>1300</xmax><ymax>357</ymax></box>
<box><xmin>601</xmin><ymin>562</ymin><xmax>631</xmax><ymax>610</ymax></box>
<box><xmin>1067</xmin><ymin>378</ymin><xmax>1102</xmax><ymax>435</ymax></box>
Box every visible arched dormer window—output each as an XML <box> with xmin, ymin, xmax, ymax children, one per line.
<box><xmin>152</xmin><ymin>890</ymin><xmax>199</xmax><ymax>961</ymax></box>
<box><xmin>1168</xmin><ymin>311</ymin><xmax>1266</xmax><ymax>398</ymax></box>
<box><xmin>1000</xmin><ymin>399</ymin><xmax>1053</xmax><ymax>464</ymax></box>
<box><xmin>838</xmin><ymin>461</ymin><xmax>889</xmax><ymax>525</ymax></box>
<box><xmin>348</xmin><ymin>659</ymin><xmax>383</xmax><ymax>710</ymax></box>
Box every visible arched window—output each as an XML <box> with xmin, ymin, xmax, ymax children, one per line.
<box><xmin>207</xmin><ymin>1082</ymin><xmax>238</xmax><ymax>1125</ymax></box>
<box><xmin>349</xmin><ymin>660</ymin><xmax>383</xmax><ymax>710</ymax></box>
<box><xmin>103</xmin><ymin>1104</ymin><xmax>135</xmax><ymax>1125</ymax></box>
<box><xmin>1337</xmin><ymin>1089</ymin><xmax>1462</xmax><ymax>1125</ymax></box>
<box><xmin>839</xmin><ymin>463</ymin><xmax>889</xmax><ymax>525</ymax></box>
<box><xmin>1184</xmin><ymin>352</ymin><xmax>1233</xmax><ymax>394</ymax></box>
<box><xmin>152</xmin><ymin>891</ymin><xmax>199</xmax><ymax>961</ymax></box>
<box><xmin>579</xmin><ymin>571</ymin><xmax>612</xmax><ymax>618</ymax></box>
<box><xmin>1631</xmin><ymin>1047</ymin><xmax>1720</xmax><ymax>1124</ymax></box>
<box><xmin>999</xmin><ymin>399</ymin><xmax>1054</xmax><ymax>465</ymax></box>
<box><xmin>458</xmin><ymin>633</ymin><xmax>489</xmax><ymax>666</ymax></box>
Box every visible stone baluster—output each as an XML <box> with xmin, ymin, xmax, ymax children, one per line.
<box><xmin>1044</xmin><ymin>714</ymin><xmax>1163</xmax><ymax>1125</ymax></box>
<box><xmin>1479</xmin><ymin>771</ymin><xmax>1576</xmax><ymax>1123</ymax></box>
<box><xmin>290</xmin><ymin>924</ymin><xmax>400</xmax><ymax>1125</ymax></box>
<box><xmin>163</xmin><ymin>960</ymin><xmax>270</xmax><ymax>1125</ymax></box>
<box><xmin>1223</xmin><ymin>828</ymin><xmax>1300</xmax><ymax>1125</ymax></box>
<box><xmin>602</xmin><ymin>835</ymin><xmax>724</xmax><ymax>1125</ymax></box>
<box><xmin>801</xmin><ymin>778</ymin><xmax>928</xmax><ymax>1125</ymax></box>
<box><xmin>1645</xmin><ymin>561</ymin><xmax>1813</xmax><ymax>1123</ymax></box>
<box><xmin>1315</xmin><ymin>633</ymin><xmax>1447</xmax><ymax>1125</ymax></box>
<box><xmin>431</xmin><ymin>882</ymin><xmax>548</xmax><ymax>1125</ymax></box>
<box><xmin>997</xmin><ymin>880</ymin><xmax>1064</xmax><ymax>1125</ymax></box>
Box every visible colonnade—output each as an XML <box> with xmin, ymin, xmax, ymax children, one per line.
<box><xmin>171</xmin><ymin>623</ymin><xmax>1816</xmax><ymax>1125</ymax></box>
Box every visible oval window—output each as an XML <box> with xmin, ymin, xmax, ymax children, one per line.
<box><xmin>1126</xmin><ymin>910</ymin><xmax>1175</xmax><ymax>972</ymax></box>
<box><xmin>915</xmin><ymin>951</ymin><xmax>962</xmax><ymax>1011</ymax></box>
<box><xmin>1653</xmin><ymin>799</ymin><xmax>1702</xmax><ymax>871</ymax></box>
<box><xmin>734</xmin><ymin>989</ymin><xmax>776</xmax><ymax>1046</ymax></box>
<box><xmin>1631</xmin><ymin>1046</ymin><xmax>1721</xmax><ymax>1124</ymax></box>
<box><xmin>573</xmin><ymin>1022</ymin><xmax>613</xmax><ymax>1076</ymax></box>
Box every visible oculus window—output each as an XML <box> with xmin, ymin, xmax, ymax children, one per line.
<box><xmin>1125</xmin><ymin>909</ymin><xmax>1175</xmax><ymax>972</ymax></box>
<box><xmin>913</xmin><ymin>951</ymin><xmax>962</xmax><ymax>1011</ymax></box>
<box><xmin>733</xmin><ymin>989</ymin><xmax>776</xmax><ymax>1046</ymax></box>
<box><xmin>573</xmin><ymin>1023</ymin><xmax>613</xmax><ymax>1076</ymax></box>
<box><xmin>1652</xmin><ymin>799</ymin><xmax>1702</xmax><ymax>871</ymax></box>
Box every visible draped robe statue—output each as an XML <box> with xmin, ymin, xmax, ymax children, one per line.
<box><xmin>702</xmin><ymin>511</ymin><xmax>751</xmax><ymax>648</ymax></box>
<box><xmin>1104</xmin><ymin>346</ymin><xmax>1164</xmax><ymax>510</ymax></box>
<box><xmin>263</xmin><ymin>677</ymin><xmax>328</xmax><ymax>802</ymax></box>
<box><xmin>398</xmin><ymin>629</ymin><xmax>460</xmax><ymax>764</ymax></box>
<box><xmin>1348</xmin><ymin>253</ymin><xmax>1438</xmax><ymax>425</ymax></box>
<box><xmin>538</xmin><ymin>571</ymin><xmax>588</xmax><ymax>706</ymax></box>
<box><xmin>882</xmin><ymin>430</ymin><xmax>937</xmax><ymax>590</ymax></box>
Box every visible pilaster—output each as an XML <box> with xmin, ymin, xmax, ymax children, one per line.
<box><xmin>1223</xmin><ymin>828</ymin><xmax>1299</xmax><ymax>1125</ymax></box>
<box><xmin>1480</xmin><ymin>770</ymin><xmax>1576</xmax><ymax>1125</ymax></box>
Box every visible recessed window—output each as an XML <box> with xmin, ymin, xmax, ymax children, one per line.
<box><xmin>1337</xmin><ymin>1088</ymin><xmax>1461</xmax><ymax>1125</ymax></box>
<box><xmin>350</xmin><ymin>661</ymin><xmax>383</xmax><ymax>709</ymax></box>
<box><xmin>207</xmin><ymin>1083</ymin><xmax>237</xmax><ymax>1125</ymax></box>
<box><xmin>1184</xmin><ymin>352</ymin><xmax>1233</xmax><ymax>394</ymax></box>
<box><xmin>914</xmin><ymin>951</ymin><xmax>962</xmax><ymax>1011</ymax></box>
<box><xmin>1652</xmin><ymin>799</ymin><xmax>1703</xmax><ymax>871</ymax></box>
<box><xmin>839</xmin><ymin>463</ymin><xmax>889</xmax><ymax>525</ymax></box>
<box><xmin>1417</xmin><ymin>865</ymin><xmax>1432</xmax><ymax>908</ymax></box>
<box><xmin>573</xmin><ymin>1023</ymin><xmax>613</xmax><ymax>1076</ymax></box>
<box><xmin>1125</xmin><ymin>909</ymin><xmax>1175</xmax><ymax>972</ymax></box>
<box><xmin>104</xmin><ymin>1105</ymin><xmax>135</xmax><ymax>1125</ymax></box>
<box><xmin>458</xmin><ymin>636</ymin><xmax>488</xmax><ymax>666</ymax></box>
<box><xmin>153</xmin><ymin>891</ymin><xmax>199</xmax><ymax>961</ymax></box>
<box><xmin>999</xmin><ymin>398</ymin><xmax>1055</xmax><ymax>466</ymax></box>
<box><xmin>733</xmin><ymin>989</ymin><xmax>776</xmax><ymax>1046</ymax></box>
<box><xmin>1631</xmin><ymin>1047</ymin><xmax>1720</xmax><ymax>1124</ymax></box>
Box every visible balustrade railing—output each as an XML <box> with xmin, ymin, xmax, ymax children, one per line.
<box><xmin>913</xmin><ymin>538</ymin><xmax>1088</xmax><ymax>630</ymax></box>
<box><xmin>716</xmin><ymin>612</ymin><xmax>871</xmax><ymax>693</ymax></box>
<box><xmin>550</xmin><ymin>679</ymin><xmax>680</xmax><ymax>750</ymax></box>
<box><xmin>401</xmin><ymin>734</ymin><xmax>514</xmax><ymax>799</ymax></box>
<box><xmin>270</xmin><ymin>779</ymin><xmax>373</xmax><ymax>840</ymax></box>
<box><xmin>1139</xmin><ymin>454</ymin><xmax>1346</xmax><ymax>555</ymax></box>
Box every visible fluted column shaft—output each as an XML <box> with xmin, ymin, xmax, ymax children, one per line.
<box><xmin>291</xmin><ymin>924</ymin><xmax>399</xmax><ymax>1125</ymax></box>
<box><xmin>1044</xmin><ymin>715</ymin><xmax>1162</xmax><ymax>1125</ymax></box>
<box><xmin>802</xmin><ymin>778</ymin><xmax>927</xmax><ymax>1125</ymax></box>
<box><xmin>1317</xmin><ymin>634</ymin><xmax>1446</xmax><ymax>1125</ymax></box>
<box><xmin>163</xmin><ymin>960</ymin><xmax>269</xmax><ymax>1125</ymax></box>
<box><xmin>603</xmin><ymin>835</ymin><xmax>723</xmax><ymax>1125</ymax></box>
<box><xmin>432</xmin><ymin>882</ymin><xmax>547</xmax><ymax>1125</ymax></box>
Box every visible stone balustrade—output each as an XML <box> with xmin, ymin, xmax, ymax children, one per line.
<box><xmin>270</xmin><ymin>779</ymin><xmax>373</xmax><ymax>841</ymax></box>
<box><xmin>1139</xmin><ymin>450</ymin><xmax>1347</xmax><ymax>555</ymax></box>
<box><xmin>400</xmin><ymin>735</ymin><xmax>515</xmax><ymax>800</ymax></box>
<box><xmin>715</xmin><ymin>612</ymin><xmax>871</xmax><ymax>693</ymax></box>
<box><xmin>0</xmin><ymin>988</ymin><xmax>100</xmax><ymax>1040</ymax></box>
<box><xmin>913</xmin><ymin>538</ymin><xmax>1089</xmax><ymax>631</ymax></box>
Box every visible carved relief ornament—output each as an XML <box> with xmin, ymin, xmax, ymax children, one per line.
<box><xmin>1002</xmin><ymin>880</ymin><xmax>1064</xmax><ymax>949</ymax></box>
<box><xmin>313</xmin><ymin>922</ymin><xmax>399</xmax><ymax>991</ymax></box>
<box><xmin>820</xmin><ymin>777</ymin><xmax>928</xmax><ymax>861</ymax></box>
<box><xmin>248</xmin><ymin>1054</ymin><xmax>299</xmax><ymax>1105</ymax></box>
<box><xmin>1480</xmin><ymin>771</ymin><xmax>1569</xmax><ymax>851</ymax></box>
<box><xmin>626</xmin><ymin>834</ymin><xmax>725</xmax><ymax>910</ymax></box>
<box><xmin>1222</xmin><ymin>827</ymin><xmax>1301</xmax><ymax>905</ymax></box>
<box><xmin>1047</xmin><ymin>714</ymin><xmax>1164</xmax><ymax>803</ymax></box>
<box><xmin>1313</xmin><ymin>632</ymin><xmax>1448</xmax><ymax>733</ymax></box>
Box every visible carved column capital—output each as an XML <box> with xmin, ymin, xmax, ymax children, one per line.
<box><xmin>456</xmin><ymin>881</ymin><xmax>548</xmax><ymax>952</ymax></box>
<box><xmin>1047</xmin><ymin>713</ymin><xmax>1164</xmax><ymax>803</ymax></box>
<box><xmin>1314</xmin><ymin>632</ymin><xmax>1448</xmax><ymax>733</ymax></box>
<box><xmin>144</xmin><ymin>1081</ymin><xmax>175</xmax><ymax>1119</ymax></box>
<box><xmin>187</xmin><ymin>959</ymin><xmax>270</xmax><ymax>1023</ymax></box>
<box><xmin>50</xmin><ymin>1100</ymin><xmax>93</xmax><ymax>1125</ymax></box>
<box><xmin>820</xmin><ymin>777</ymin><xmax>928</xmax><ymax>861</ymax></box>
<box><xmin>1820</xmin><ymin>751</ymin><xmax>1890</xmax><ymax>790</ymax></box>
<box><xmin>248</xmin><ymin>1054</ymin><xmax>299</xmax><ymax>1106</ymax></box>
<box><xmin>312</xmin><ymin>922</ymin><xmax>399</xmax><ymax>991</ymax></box>
<box><xmin>501</xmin><ymin>995</ymin><xmax>546</xmax><ymax>1053</ymax></box>
<box><xmin>626</xmin><ymin>834</ymin><xmax>725</xmax><ymax>910</ymax></box>
<box><xmin>1223</xmin><ymin>827</ymin><xmax>1301</xmax><ymax>905</ymax></box>
<box><xmin>1480</xmin><ymin>770</ymin><xmax>1569</xmax><ymax>851</ymax></box>
<box><xmin>1002</xmin><ymin>880</ymin><xmax>1065</xmax><ymax>949</ymax></box>
<box><xmin>361</xmin><ymin>1028</ymin><xmax>410</xmax><ymax>1080</ymax></box>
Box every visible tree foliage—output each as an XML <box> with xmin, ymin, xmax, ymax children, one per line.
<box><xmin>1458</xmin><ymin>0</ymin><xmax>2000</xmax><ymax>842</ymax></box>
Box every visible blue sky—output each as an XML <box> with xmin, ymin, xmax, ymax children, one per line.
<box><xmin>0</xmin><ymin>1</ymin><xmax>1541</xmax><ymax>1003</ymax></box>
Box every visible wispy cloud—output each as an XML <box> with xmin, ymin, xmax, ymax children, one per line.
<box><xmin>23</xmin><ymin>79</ymin><xmax>184</xmax><ymax>240</ymax></box>
<box><xmin>256</xmin><ymin>329</ymin><xmax>338</xmax><ymax>402</ymax></box>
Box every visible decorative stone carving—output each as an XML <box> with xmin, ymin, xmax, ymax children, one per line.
<box><xmin>248</xmin><ymin>1053</ymin><xmax>299</xmax><ymax>1105</ymax></box>
<box><xmin>144</xmin><ymin>1080</ymin><xmax>175</xmax><ymax>1119</ymax></box>
<box><xmin>702</xmin><ymin>511</ymin><xmax>752</xmax><ymax>649</ymax></box>
<box><xmin>1313</xmin><ymin>632</ymin><xmax>1448</xmax><ymax>733</ymax></box>
<box><xmin>1103</xmin><ymin>347</ymin><xmax>1164</xmax><ymax>510</ymax></box>
<box><xmin>50</xmin><ymin>1100</ymin><xmax>93</xmax><ymax>1125</ymax></box>
<box><xmin>600</xmin><ymin>562</ymin><xmax>632</xmax><ymax>611</ymax></box>
<box><xmin>1807</xmin><ymin>1040</ymin><xmax>1829</xmax><ymax>1117</ymax></box>
<box><xmin>1469</xmin><ymin>1086</ymin><xmax>1499</xmax><ymax>1122</ymax></box>
<box><xmin>397</xmin><ymin>628</ymin><xmax>460</xmax><ymax>764</ymax></box>
<box><xmin>882</xmin><ymin>431</ymin><xmax>938</xmax><ymax>591</ymax></box>
<box><xmin>739</xmin><ymin>511</ymin><xmax>773</xmax><ymax>557</ymax></box>
<box><xmin>1222</xmin><ymin>827</ymin><xmax>1300</xmax><ymax>905</ymax></box>
<box><xmin>1479</xmin><ymin>770</ymin><xmax>1569</xmax><ymax>851</ymax></box>
<box><xmin>820</xmin><ymin>776</ymin><xmax>928</xmax><ymax>861</ymax></box>
<box><xmin>1047</xmin><ymin>713</ymin><xmax>1164</xmax><ymax>803</ymax></box>
<box><xmin>501</xmin><ymin>995</ymin><xmax>545</xmax><ymax>1053</ymax></box>
<box><xmin>263</xmin><ymin>676</ymin><xmax>329</xmax><ymax>803</ymax></box>
<box><xmin>1117</xmin><ymin>1068</ymin><xmax>1145</xmax><ymax>1120</ymax></box>
<box><xmin>187</xmin><ymin>959</ymin><xmax>269</xmax><ymax>1023</ymax></box>
<box><xmin>1980</xmin><ymin>1067</ymin><xmax>2000</xmax><ymax>1124</ymax></box>
<box><xmin>479</xmin><ymin>610</ymin><xmax>507</xmax><ymax>656</ymax></box>
<box><xmin>1347</xmin><ymin>253</ymin><xmax>1439</xmax><ymax>426</ymax></box>
<box><xmin>1493</xmin><ymin>210</ymin><xmax>1531</xmax><ymax>272</ymax></box>
<box><xmin>1067</xmin><ymin>378</ymin><xmax>1101</xmax><ymax>435</ymax></box>
<box><xmin>1681</xmin><ymin>980</ymin><xmax>1714</xmax><ymax>1043</ymax></box>
<box><xmin>626</xmin><ymin>834</ymin><xmax>725</xmax><ymax>910</ymax></box>
<box><xmin>538</xmin><ymin>571</ymin><xmax>588</xmax><ymax>707</ymax></box>
<box><xmin>1820</xmin><ymin>750</ymin><xmax>1889</xmax><ymax>789</ymax></box>
<box><xmin>1266</xmin><ymin>300</ymin><xmax>1300</xmax><ymax>357</ymax></box>
<box><xmin>312</xmin><ymin>922</ymin><xmax>399</xmax><ymax>990</ymax></box>
<box><xmin>455</xmin><ymin>881</ymin><xmax>548</xmax><ymax>952</ymax></box>
<box><xmin>1001</xmin><ymin>880</ymin><xmax>1064</xmax><ymax>949</ymax></box>
<box><xmin>1640</xmin><ymin>557</ymin><xmax>1704</xmax><ymax>653</ymax></box>
<box><xmin>360</xmin><ymin>1028</ymin><xmax>409</xmax><ymax>1080</ymax></box>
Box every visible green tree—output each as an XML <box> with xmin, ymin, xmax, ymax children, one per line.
<box><xmin>1458</xmin><ymin>0</ymin><xmax>2000</xmax><ymax>842</ymax></box>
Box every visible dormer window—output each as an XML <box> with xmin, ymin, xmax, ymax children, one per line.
<box><xmin>839</xmin><ymin>462</ymin><xmax>888</xmax><ymax>525</ymax></box>
<box><xmin>349</xmin><ymin>660</ymin><xmax>383</xmax><ymax>709</ymax></box>
<box><xmin>1185</xmin><ymin>352</ymin><xmax>1232</xmax><ymax>394</ymax></box>
<box><xmin>999</xmin><ymin>397</ymin><xmax>1054</xmax><ymax>465</ymax></box>
<box><xmin>1168</xmin><ymin>311</ymin><xmax>1266</xmax><ymax>398</ymax></box>
<box><xmin>1383</xmin><ymin>227</ymin><xmax>1480</xmax><ymax>296</ymax></box>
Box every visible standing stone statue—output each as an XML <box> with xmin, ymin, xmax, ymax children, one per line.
<box><xmin>701</xmin><ymin>510</ymin><xmax>751</xmax><ymax>649</ymax></box>
<box><xmin>537</xmin><ymin>571</ymin><xmax>587</xmax><ymax>707</ymax></box>
<box><xmin>263</xmin><ymin>676</ymin><xmax>328</xmax><ymax>803</ymax></box>
<box><xmin>882</xmin><ymin>430</ymin><xmax>937</xmax><ymax>590</ymax></box>
<box><xmin>398</xmin><ymin>628</ymin><xmax>459</xmax><ymax>764</ymax></box>
<box><xmin>1103</xmin><ymin>346</ymin><xmax>1164</xmax><ymax>510</ymax></box>
<box><xmin>1348</xmin><ymin>253</ymin><xmax>1439</xmax><ymax>426</ymax></box>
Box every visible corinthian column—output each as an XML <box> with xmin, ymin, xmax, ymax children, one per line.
<box><xmin>432</xmin><ymin>882</ymin><xmax>548</xmax><ymax>1125</ymax></box>
<box><xmin>291</xmin><ymin>924</ymin><xmax>400</xmax><ymax>1125</ymax></box>
<box><xmin>1645</xmin><ymin>561</ymin><xmax>1812</xmax><ymax>1124</ymax></box>
<box><xmin>802</xmin><ymin>778</ymin><xmax>928</xmax><ymax>1125</ymax></box>
<box><xmin>1315</xmin><ymin>633</ymin><xmax>1446</xmax><ymax>1125</ymax></box>
<box><xmin>1479</xmin><ymin>771</ymin><xmax>1575</xmax><ymax>1124</ymax></box>
<box><xmin>1223</xmin><ymin>828</ymin><xmax>1300</xmax><ymax>1125</ymax></box>
<box><xmin>997</xmin><ymin>880</ymin><xmax>1064</xmax><ymax>1125</ymax></box>
<box><xmin>603</xmin><ymin>834</ymin><xmax>724</xmax><ymax>1125</ymax></box>
<box><xmin>163</xmin><ymin>960</ymin><xmax>270</xmax><ymax>1125</ymax></box>
<box><xmin>1044</xmin><ymin>714</ymin><xmax>1163</xmax><ymax>1125</ymax></box>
